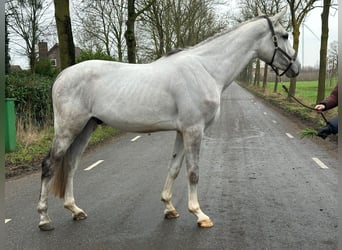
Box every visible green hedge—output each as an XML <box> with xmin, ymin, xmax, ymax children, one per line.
<box><xmin>6</xmin><ymin>49</ymin><xmax>114</xmax><ymax>129</ymax></box>
<box><xmin>5</xmin><ymin>71</ymin><xmax>55</xmax><ymax>128</ymax></box>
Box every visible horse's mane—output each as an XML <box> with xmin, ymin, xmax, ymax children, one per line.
<box><xmin>163</xmin><ymin>17</ymin><xmax>260</xmax><ymax>57</ymax></box>
<box><xmin>192</xmin><ymin>17</ymin><xmax>259</xmax><ymax>49</ymax></box>
<box><xmin>165</xmin><ymin>48</ymin><xmax>184</xmax><ymax>57</ymax></box>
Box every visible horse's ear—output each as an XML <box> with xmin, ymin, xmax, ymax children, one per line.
<box><xmin>271</xmin><ymin>8</ymin><xmax>287</xmax><ymax>23</ymax></box>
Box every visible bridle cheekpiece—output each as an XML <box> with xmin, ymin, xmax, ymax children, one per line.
<box><xmin>260</xmin><ymin>16</ymin><xmax>297</xmax><ymax>77</ymax></box>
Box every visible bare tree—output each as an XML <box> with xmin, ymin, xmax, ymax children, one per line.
<box><xmin>237</xmin><ymin>0</ymin><xmax>287</xmax><ymax>89</ymax></box>
<box><xmin>74</xmin><ymin>0</ymin><xmax>126</xmax><ymax>62</ymax></box>
<box><xmin>54</xmin><ymin>0</ymin><xmax>75</xmax><ymax>70</ymax></box>
<box><xmin>316</xmin><ymin>0</ymin><xmax>333</xmax><ymax>103</ymax></box>
<box><xmin>140</xmin><ymin>0</ymin><xmax>226</xmax><ymax>61</ymax></box>
<box><xmin>138</xmin><ymin>1</ymin><xmax>171</xmax><ymax>59</ymax></box>
<box><xmin>5</xmin><ymin>14</ymin><xmax>11</xmax><ymax>74</ymax></box>
<box><xmin>327</xmin><ymin>40</ymin><xmax>338</xmax><ymax>86</ymax></box>
<box><xmin>125</xmin><ymin>0</ymin><xmax>156</xmax><ymax>63</ymax></box>
<box><xmin>6</xmin><ymin>0</ymin><xmax>52</xmax><ymax>72</ymax></box>
<box><xmin>286</xmin><ymin>0</ymin><xmax>317</xmax><ymax>99</ymax></box>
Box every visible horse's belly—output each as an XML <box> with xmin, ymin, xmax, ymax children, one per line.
<box><xmin>93</xmin><ymin>99</ymin><xmax>179</xmax><ymax>132</ymax></box>
<box><xmin>102</xmin><ymin>116</ymin><xmax>178</xmax><ymax>133</ymax></box>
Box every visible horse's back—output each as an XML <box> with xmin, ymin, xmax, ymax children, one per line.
<box><xmin>52</xmin><ymin>60</ymin><xmax>180</xmax><ymax>132</ymax></box>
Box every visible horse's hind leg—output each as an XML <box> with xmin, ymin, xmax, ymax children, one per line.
<box><xmin>161</xmin><ymin>132</ymin><xmax>185</xmax><ymax>219</ymax></box>
<box><xmin>37</xmin><ymin>152</ymin><xmax>54</xmax><ymax>231</ymax></box>
<box><xmin>37</xmin><ymin>115</ymin><xmax>95</xmax><ymax>230</ymax></box>
<box><xmin>183</xmin><ymin>125</ymin><xmax>213</xmax><ymax>228</ymax></box>
<box><xmin>37</xmin><ymin>134</ymin><xmax>74</xmax><ymax>231</ymax></box>
<box><xmin>63</xmin><ymin>119</ymin><xmax>98</xmax><ymax>220</ymax></box>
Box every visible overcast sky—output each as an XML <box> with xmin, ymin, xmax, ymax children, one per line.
<box><xmin>298</xmin><ymin>6</ymin><xmax>338</xmax><ymax>67</ymax></box>
<box><xmin>9</xmin><ymin>4</ymin><xmax>338</xmax><ymax>69</ymax></box>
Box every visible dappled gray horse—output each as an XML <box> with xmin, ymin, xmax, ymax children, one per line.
<box><xmin>37</xmin><ymin>10</ymin><xmax>300</xmax><ymax>231</ymax></box>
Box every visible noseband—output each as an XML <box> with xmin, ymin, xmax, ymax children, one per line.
<box><xmin>260</xmin><ymin>16</ymin><xmax>297</xmax><ymax>76</ymax></box>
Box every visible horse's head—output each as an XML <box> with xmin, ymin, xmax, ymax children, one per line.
<box><xmin>258</xmin><ymin>9</ymin><xmax>301</xmax><ymax>78</ymax></box>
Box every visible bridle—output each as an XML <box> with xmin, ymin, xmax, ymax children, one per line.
<box><xmin>260</xmin><ymin>16</ymin><xmax>328</xmax><ymax>124</ymax></box>
<box><xmin>256</xmin><ymin>16</ymin><xmax>328</xmax><ymax>127</ymax></box>
<box><xmin>260</xmin><ymin>16</ymin><xmax>297</xmax><ymax>77</ymax></box>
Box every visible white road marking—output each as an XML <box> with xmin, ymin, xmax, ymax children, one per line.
<box><xmin>84</xmin><ymin>160</ymin><xmax>104</xmax><ymax>171</ymax></box>
<box><xmin>285</xmin><ymin>133</ymin><xmax>294</xmax><ymax>138</ymax></box>
<box><xmin>312</xmin><ymin>157</ymin><xmax>329</xmax><ymax>169</ymax></box>
<box><xmin>5</xmin><ymin>219</ymin><xmax>12</xmax><ymax>224</ymax></box>
<box><xmin>263</xmin><ymin>112</ymin><xmax>267</xmax><ymax>115</ymax></box>
<box><xmin>131</xmin><ymin>135</ymin><xmax>141</xmax><ymax>142</ymax></box>
<box><xmin>272</xmin><ymin>120</ymin><xmax>277</xmax><ymax>124</ymax></box>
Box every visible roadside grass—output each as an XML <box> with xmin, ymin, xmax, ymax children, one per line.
<box><xmin>5</xmin><ymin>125</ymin><xmax>119</xmax><ymax>178</ymax></box>
<box><xmin>240</xmin><ymin>80</ymin><xmax>338</xmax><ymax>129</ymax></box>
<box><xmin>267</xmin><ymin>80</ymin><xmax>336</xmax><ymax>106</ymax></box>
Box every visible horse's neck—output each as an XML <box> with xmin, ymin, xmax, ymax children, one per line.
<box><xmin>193</xmin><ymin>20</ymin><xmax>265</xmax><ymax>92</ymax></box>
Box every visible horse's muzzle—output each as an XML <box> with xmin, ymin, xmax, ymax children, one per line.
<box><xmin>285</xmin><ymin>59</ymin><xmax>301</xmax><ymax>78</ymax></box>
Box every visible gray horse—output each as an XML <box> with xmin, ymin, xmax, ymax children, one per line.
<box><xmin>37</xmin><ymin>10</ymin><xmax>300</xmax><ymax>231</ymax></box>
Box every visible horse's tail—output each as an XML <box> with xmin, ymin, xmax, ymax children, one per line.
<box><xmin>50</xmin><ymin>151</ymin><xmax>70</xmax><ymax>198</ymax></box>
<box><xmin>49</xmin><ymin>118</ymin><xmax>99</xmax><ymax>198</ymax></box>
<box><xmin>41</xmin><ymin>148</ymin><xmax>66</xmax><ymax>198</ymax></box>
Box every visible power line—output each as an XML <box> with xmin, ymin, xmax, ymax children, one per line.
<box><xmin>303</xmin><ymin>23</ymin><xmax>320</xmax><ymax>41</ymax></box>
<box><xmin>301</xmin><ymin>21</ymin><xmax>321</xmax><ymax>66</ymax></box>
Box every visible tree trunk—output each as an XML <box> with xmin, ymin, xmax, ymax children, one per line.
<box><xmin>274</xmin><ymin>75</ymin><xmax>279</xmax><ymax>93</ymax></box>
<box><xmin>125</xmin><ymin>0</ymin><xmax>137</xmax><ymax>63</ymax></box>
<box><xmin>248</xmin><ymin>62</ymin><xmax>253</xmax><ymax>84</ymax></box>
<box><xmin>262</xmin><ymin>63</ymin><xmax>268</xmax><ymax>92</ymax></box>
<box><xmin>5</xmin><ymin>15</ymin><xmax>10</xmax><ymax>74</ymax></box>
<box><xmin>254</xmin><ymin>59</ymin><xmax>260</xmax><ymax>87</ymax></box>
<box><xmin>54</xmin><ymin>0</ymin><xmax>75</xmax><ymax>70</ymax></box>
<box><xmin>287</xmin><ymin>22</ymin><xmax>300</xmax><ymax>100</ymax></box>
<box><xmin>316</xmin><ymin>0</ymin><xmax>330</xmax><ymax>103</ymax></box>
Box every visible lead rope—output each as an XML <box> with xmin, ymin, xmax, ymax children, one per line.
<box><xmin>279</xmin><ymin>77</ymin><xmax>329</xmax><ymax>124</ymax></box>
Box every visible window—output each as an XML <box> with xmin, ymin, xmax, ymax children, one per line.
<box><xmin>50</xmin><ymin>59</ymin><xmax>57</xmax><ymax>67</ymax></box>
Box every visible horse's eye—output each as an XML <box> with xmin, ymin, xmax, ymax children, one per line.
<box><xmin>282</xmin><ymin>34</ymin><xmax>289</xmax><ymax>40</ymax></box>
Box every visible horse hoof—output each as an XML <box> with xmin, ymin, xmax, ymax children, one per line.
<box><xmin>164</xmin><ymin>210</ymin><xmax>180</xmax><ymax>219</ymax></box>
<box><xmin>39</xmin><ymin>223</ymin><xmax>55</xmax><ymax>231</ymax></box>
<box><xmin>198</xmin><ymin>219</ymin><xmax>214</xmax><ymax>228</ymax></box>
<box><xmin>73</xmin><ymin>211</ymin><xmax>88</xmax><ymax>221</ymax></box>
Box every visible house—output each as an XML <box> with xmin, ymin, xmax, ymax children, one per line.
<box><xmin>38</xmin><ymin>41</ymin><xmax>81</xmax><ymax>70</ymax></box>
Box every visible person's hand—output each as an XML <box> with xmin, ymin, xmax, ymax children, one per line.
<box><xmin>314</xmin><ymin>104</ymin><xmax>326</xmax><ymax>113</ymax></box>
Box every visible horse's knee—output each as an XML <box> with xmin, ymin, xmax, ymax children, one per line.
<box><xmin>187</xmin><ymin>166</ymin><xmax>199</xmax><ymax>184</ymax></box>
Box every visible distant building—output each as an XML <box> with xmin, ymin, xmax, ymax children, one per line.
<box><xmin>38</xmin><ymin>41</ymin><xmax>81</xmax><ymax>70</ymax></box>
<box><xmin>10</xmin><ymin>65</ymin><xmax>22</xmax><ymax>72</ymax></box>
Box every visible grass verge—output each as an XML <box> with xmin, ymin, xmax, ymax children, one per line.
<box><xmin>238</xmin><ymin>81</ymin><xmax>338</xmax><ymax>135</ymax></box>
<box><xmin>5</xmin><ymin>125</ymin><xmax>119</xmax><ymax>178</ymax></box>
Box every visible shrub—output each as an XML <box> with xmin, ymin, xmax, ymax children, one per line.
<box><xmin>5</xmin><ymin>71</ymin><xmax>54</xmax><ymax>128</ymax></box>
<box><xmin>76</xmin><ymin>49</ymin><xmax>114</xmax><ymax>62</ymax></box>
<box><xmin>35</xmin><ymin>58</ymin><xmax>59</xmax><ymax>77</ymax></box>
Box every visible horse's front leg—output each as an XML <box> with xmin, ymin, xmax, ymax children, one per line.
<box><xmin>183</xmin><ymin>126</ymin><xmax>214</xmax><ymax>228</ymax></box>
<box><xmin>161</xmin><ymin>132</ymin><xmax>184</xmax><ymax>219</ymax></box>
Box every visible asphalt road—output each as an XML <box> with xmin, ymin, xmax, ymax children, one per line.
<box><xmin>5</xmin><ymin>82</ymin><xmax>338</xmax><ymax>250</ymax></box>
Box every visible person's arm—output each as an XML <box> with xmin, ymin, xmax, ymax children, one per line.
<box><xmin>315</xmin><ymin>85</ymin><xmax>338</xmax><ymax>112</ymax></box>
<box><xmin>321</xmin><ymin>85</ymin><xmax>338</xmax><ymax>110</ymax></box>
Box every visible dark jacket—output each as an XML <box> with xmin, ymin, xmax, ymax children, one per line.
<box><xmin>320</xmin><ymin>85</ymin><xmax>338</xmax><ymax>110</ymax></box>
